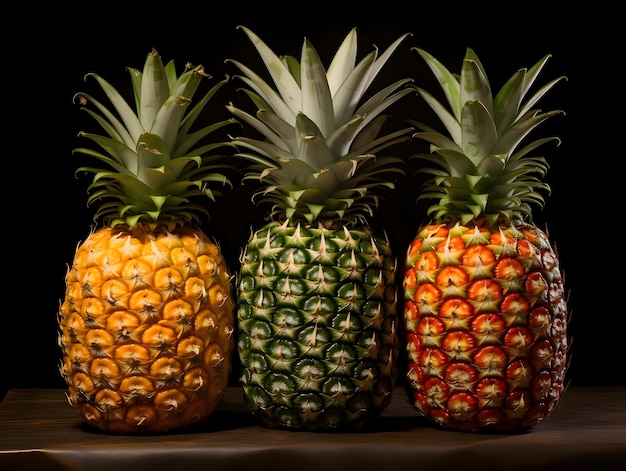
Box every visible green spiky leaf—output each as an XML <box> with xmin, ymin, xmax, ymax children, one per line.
<box><xmin>73</xmin><ymin>49</ymin><xmax>235</xmax><ymax>228</ymax></box>
<box><xmin>410</xmin><ymin>47</ymin><xmax>565</xmax><ymax>229</ymax></box>
<box><xmin>227</xmin><ymin>28</ymin><xmax>414</xmax><ymax>228</ymax></box>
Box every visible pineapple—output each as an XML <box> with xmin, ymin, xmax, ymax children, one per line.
<box><xmin>59</xmin><ymin>50</ymin><xmax>236</xmax><ymax>433</ymax></box>
<box><xmin>403</xmin><ymin>48</ymin><xmax>569</xmax><ymax>432</ymax></box>
<box><xmin>226</xmin><ymin>26</ymin><xmax>414</xmax><ymax>430</ymax></box>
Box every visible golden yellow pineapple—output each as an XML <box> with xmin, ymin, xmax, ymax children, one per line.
<box><xmin>403</xmin><ymin>48</ymin><xmax>569</xmax><ymax>432</ymax></box>
<box><xmin>59</xmin><ymin>50</ymin><xmax>236</xmax><ymax>433</ymax></box>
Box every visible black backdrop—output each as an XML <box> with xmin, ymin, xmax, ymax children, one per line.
<box><xmin>3</xmin><ymin>3</ymin><xmax>621</xmax><ymax>401</ymax></box>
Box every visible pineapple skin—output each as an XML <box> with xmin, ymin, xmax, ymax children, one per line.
<box><xmin>237</xmin><ymin>221</ymin><xmax>399</xmax><ymax>431</ymax></box>
<box><xmin>59</xmin><ymin>224</ymin><xmax>235</xmax><ymax>433</ymax></box>
<box><xmin>403</xmin><ymin>221</ymin><xmax>568</xmax><ymax>432</ymax></box>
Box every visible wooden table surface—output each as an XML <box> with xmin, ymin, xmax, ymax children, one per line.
<box><xmin>1</xmin><ymin>385</ymin><xmax>625</xmax><ymax>471</ymax></box>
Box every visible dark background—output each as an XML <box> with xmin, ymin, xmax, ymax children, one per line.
<box><xmin>3</xmin><ymin>3</ymin><xmax>621</xmax><ymax>402</ymax></box>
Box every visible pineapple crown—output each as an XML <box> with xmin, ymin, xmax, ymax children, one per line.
<box><xmin>73</xmin><ymin>49</ymin><xmax>237</xmax><ymax>229</ymax></box>
<box><xmin>410</xmin><ymin>47</ymin><xmax>566</xmax><ymax>229</ymax></box>
<box><xmin>226</xmin><ymin>26</ymin><xmax>414</xmax><ymax>229</ymax></box>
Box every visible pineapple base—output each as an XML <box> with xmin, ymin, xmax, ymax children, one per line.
<box><xmin>403</xmin><ymin>222</ymin><xmax>568</xmax><ymax>432</ymax></box>
<box><xmin>237</xmin><ymin>221</ymin><xmax>399</xmax><ymax>431</ymax></box>
<box><xmin>58</xmin><ymin>224</ymin><xmax>235</xmax><ymax>433</ymax></box>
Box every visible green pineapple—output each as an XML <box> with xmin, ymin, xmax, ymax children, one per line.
<box><xmin>226</xmin><ymin>26</ymin><xmax>414</xmax><ymax>430</ymax></box>
<box><xmin>403</xmin><ymin>48</ymin><xmax>568</xmax><ymax>431</ymax></box>
<box><xmin>59</xmin><ymin>50</ymin><xmax>237</xmax><ymax>433</ymax></box>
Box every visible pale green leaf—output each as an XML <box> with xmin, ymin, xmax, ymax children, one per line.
<box><xmin>237</xmin><ymin>25</ymin><xmax>301</xmax><ymax>116</ymax></box>
<box><xmin>461</xmin><ymin>100</ymin><xmax>497</xmax><ymax>161</ymax></box>
<box><xmin>326</xmin><ymin>28</ymin><xmax>358</xmax><ymax>96</ymax></box>
<box><xmin>301</xmin><ymin>38</ymin><xmax>335</xmax><ymax>138</ymax></box>
<box><xmin>414</xmin><ymin>48</ymin><xmax>461</xmax><ymax>121</ymax></box>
